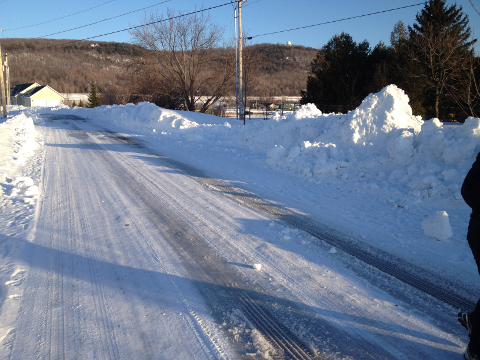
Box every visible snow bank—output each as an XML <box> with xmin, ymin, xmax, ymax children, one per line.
<box><xmin>242</xmin><ymin>85</ymin><xmax>479</xmax><ymax>211</ymax></box>
<box><xmin>0</xmin><ymin>112</ymin><xmax>40</xmax><ymax>206</ymax></box>
<box><xmin>0</xmin><ymin>109</ymin><xmax>41</xmax><ymax>321</ymax></box>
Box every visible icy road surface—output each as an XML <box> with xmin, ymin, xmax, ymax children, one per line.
<box><xmin>2</xmin><ymin>115</ymin><xmax>470</xmax><ymax>359</ymax></box>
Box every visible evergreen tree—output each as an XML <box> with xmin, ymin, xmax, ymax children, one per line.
<box><xmin>71</xmin><ymin>100</ymin><xmax>76</xmax><ymax>107</ymax></box>
<box><xmin>301</xmin><ymin>33</ymin><xmax>392</xmax><ymax>112</ymax></box>
<box><xmin>78</xmin><ymin>100</ymin><xmax>84</xmax><ymax>108</ymax></box>
<box><xmin>390</xmin><ymin>20</ymin><xmax>428</xmax><ymax>117</ymax></box>
<box><xmin>87</xmin><ymin>80</ymin><xmax>101</xmax><ymax>108</ymax></box>
<box><xmin>404</xmin><ymin>0</ymin><xmax>474</xmax><ymax>118</ymax></box>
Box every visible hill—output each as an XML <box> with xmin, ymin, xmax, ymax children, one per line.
<box><xmin>248</xmin><ymin>43</ymin><xmax>318</xmax><ymax>97</ymax></box>
<box><xmin>1</xmin><ymin>38</ymin><xmax>319</xmax><ymax>100</ymax></box>
<box><xmin>2</xmin><ymin>38</ymin><xmax>142</xmax><ymax>96</ymax></box>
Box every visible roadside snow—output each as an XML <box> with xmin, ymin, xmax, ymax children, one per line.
<box><xmin>0</xmin><ymin>109</ymin><xmax>41</xmax><ymax>231</ymax></box>
<box><xmin>0</xmin><ymin>109</ymin><xmax>44</xmax><ymax>349</ymax></box>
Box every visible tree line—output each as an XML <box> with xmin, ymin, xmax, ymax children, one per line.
<box><xmin>301</xmin><ymin>0</ymin><xmax>479</xmax><ymax>120</ymax></box>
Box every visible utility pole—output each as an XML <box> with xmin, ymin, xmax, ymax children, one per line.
<box><xmin>5</xmin><ymin>53</ymin><xmax>9</xmax><ymax>106</ymax></box>
<box><xmin>234</xmin><ymin>8</ymin><xmax>238</xmax><ymax>120</ymax></box>
<box><xmin>237</xmin><ymin>0</ymin><xmax>244</xmax><ymax>124</ymax></box>
<box><xmin>0</xmin><ymin>45</ymin><xmax>7</xmax><ymax>118</ymax></box>
<box><xmin>234</xmin><ymin>0</ymin><xmax>249</xmax><ymax>124</ymax></box>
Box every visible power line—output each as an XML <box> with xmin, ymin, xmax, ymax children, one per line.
<box><xmin>38</xmin><ymin>0</ymin><xmax>170</xmax><ymax>39</ymax></box>
<box><xmin>3</xmin><ymin>0</ymin><xmax>120</xmax><ymax>32</ymax></box>
<box><xmin>9</xmin><ymin>2</ymin><xmax>233</xmax><ymax>55</ymax></box>
<box><xmin>251</xmin><ymin>3</ymin><xmax>424</xmax><ymax>39</ymax></box>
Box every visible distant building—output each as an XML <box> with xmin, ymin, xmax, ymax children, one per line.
<box><xmin>10</xmin><ymin>83</ymin><xmax>65</xmax><ymax>107</ymax></box>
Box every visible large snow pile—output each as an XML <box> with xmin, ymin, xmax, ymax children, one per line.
<box><xmin>258</xmin><ymin>85</ymin><xmax>479</xmax><ymax>210</ymax></box>
<box><xmin>251</xmin><ymin>85</ymin><xmax>480</xmax><ymax>215</ymax></box>
<box><xmin>264</xmin><ymin>84</ymin><xmax>424</xmax><ymax>177</ymax></box>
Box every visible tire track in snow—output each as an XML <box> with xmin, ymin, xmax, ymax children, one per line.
<box><xmin>81</xmin><ymin>159</ymin><xmax>224</xmax><ymax>360</ymax></box>
<box><xmin>83</xmin><ymin>137</ymin><xmax>249</xmax><ymax>359</ymax></box>
<box><xmin>10</xmin><ymin>124</ymin><xmax>125</xmax><ymax>359</ymax></box>
<box><xmin>184</xmin><ymin>177</ymin><xmax>475</xmax><ymax>312</ymax></box>
<box><xmin>60</xmin><ymin>125</ymin><xmax>121</xmax><ymax>360</ymax></box>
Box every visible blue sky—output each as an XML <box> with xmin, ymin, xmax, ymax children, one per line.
<box><xmin>0</xmin><ymin>0</ymin><xmax>478</xmax><ymax>52</ymax></box>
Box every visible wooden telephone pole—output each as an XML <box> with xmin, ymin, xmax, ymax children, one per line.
<box><xmin>5</xmin><ymin>53</ymin><xmax>9</xmax><ymax>106</ymax></box>
<box><xmin>235</xmin><ymin>0</ymin><xmax>247</xmax><ymax>124</ymax></box>
<box><xmin>0</xmin><ymin>45</ymin><xmax>7</xmax><ymax>118</ymax></box>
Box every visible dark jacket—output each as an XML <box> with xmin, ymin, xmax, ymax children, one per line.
<box><xmin>462</xmin><ymin>154</ymin><xmax>480</xmax><ymax>215</ymax></box>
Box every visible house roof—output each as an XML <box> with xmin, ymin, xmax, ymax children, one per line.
<box><xmin>11</xmin><ymin>83</ymin><xmax>38</xmax><ymax>96</ymax></box>
<box><xmin>26</xmin><ymin>85</ymin><xmax>47</xmax><ymax>96</ymax></box>
<box><xmin>20</xmin><ymin>85</ymin><xmax>65</xmax><ymax>99</ymax></box>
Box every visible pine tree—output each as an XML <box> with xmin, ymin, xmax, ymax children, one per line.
<box><xmin>71</xmin><ymin>100</ymin><xmax>76</xmax><ymax>107</ymax></box>
<box><xmin>406</xmin><ymin>0</ymin><xmax>474</xmax><ymax>118</ymax></box>
<box><xmin>300</xmin><ymin>33</ymin><xmax>388</xmax><ymax>112</ymax></box>
<box><xmin>87</xmin><ymin>80</ymin><xmax>101</xmax><ymax>108</ymax></box>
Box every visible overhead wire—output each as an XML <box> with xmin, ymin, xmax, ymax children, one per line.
<box><xmin>3</xmin><ymin>0</ymin><xmax>120</xmax><ymax>31</ymax></box>
<box><xmin>250</xmin><ymin>3</ymin><xmax>424</xmax><ymax>39</ymax></box>
<box><xmin>38</xmin><ymin>0</ymin><xmax>170</xmax><ymax>39</ymax></box>
<box><xmin>9</xmin><ymin>1</ymin><xmax>234</xmax><ymax>55</ymax></box>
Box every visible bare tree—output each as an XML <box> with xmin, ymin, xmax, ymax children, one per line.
<box><xmin>465</xmin><ymin>51</ymin><xmax>480</xmax><ymax>117</ymax></box>
<box><xmin>128</xmin><ymin>54</ymin><xmax>184</xmax><ymax>108</ymax></box>
<box><xmin>130</xmin><ymin>8</ymin><xmax>235</xmax><ymax>112</ymax></box>
<box><xmin>450</xmin><ymin>46</ymin><xmax>480</xmax><ymax>118</ymax></box>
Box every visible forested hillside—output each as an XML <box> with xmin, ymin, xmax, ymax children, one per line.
<box><xmin>2</xmin><ymin>38</ymin><xmax>318</xmax><ymax>97</ymax></box>
<box><xmin>3</xmin><ymin>39</ymin><xmax>142</xmax><ymax>96</ymax></box>
<box><xmin>248</xmin><ymin>43</ymin><xmax>318</xmax><ymax>96</ymax></box>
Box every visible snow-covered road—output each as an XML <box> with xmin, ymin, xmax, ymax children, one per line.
<box><xmin>1</xmin><ymin>114</ymin><xmax>471</xmax><ymax>359</ymax></box>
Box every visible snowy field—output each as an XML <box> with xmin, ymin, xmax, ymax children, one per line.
<box><xmin>0</xmin><ymin>84</ymin><xmax>478</xmax><ymax>358</ymax></box>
